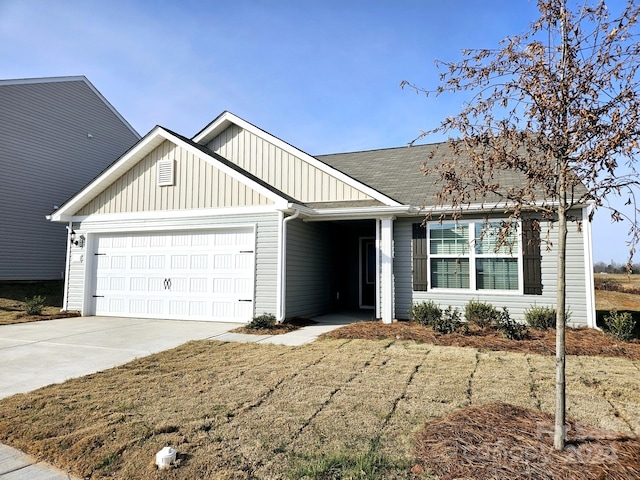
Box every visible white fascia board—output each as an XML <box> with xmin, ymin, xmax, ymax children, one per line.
<box><xmin>420</xmin><ymin>200</ymin><xmax>589</xmax><ymax>217</ymax></box>
<box><xmin>69</xmin><ymin>204</ymin><xmax>282</xmax><ymax>225</ymax></box>
<box><xmin>298</xmin><ymin>205</ymin><xmax>411</xmax><ymax>221</ymax></box>
<box><xmin>50</xmin><ymin>127</ymin><xmax>290</xmax><ymax>222</ymax></box>
<box><xmin>193</xmin><ymin>111</ymin><xmax>402</xmax><ymax>207</ymax></box>
<box><xmin>68</xmin><ymin>207</ymin><xmax>280</xmax><ymax>234</ymax></box>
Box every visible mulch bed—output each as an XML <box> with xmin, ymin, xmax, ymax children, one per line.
<box><xmin>413</xmin><ymin>403</ymin><xmax>640</xmax><ymax>480</ymax></box>
<box><xmin>321</xmin><ymin>321</ymin><xmax>640</xmax><ymax>360</ymax></box>
<box><xmin>231</xmin><ymin>317</ymin><xmax>317</xmax><ymax>335</ymax></box>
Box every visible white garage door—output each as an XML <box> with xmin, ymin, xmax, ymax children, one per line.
<box><xmin>92</xmin><ymin>228</ymin><xmax>255</xmax><ymax>322</ymax></box>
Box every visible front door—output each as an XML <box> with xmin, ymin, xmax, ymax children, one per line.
<box><xmin>360</xmin><ymin>238</ymin><xmax>375</xmax><ymax>308</ymax></box>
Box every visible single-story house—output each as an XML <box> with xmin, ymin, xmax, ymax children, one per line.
<box><xmin>0</xmin><ymin>76</ymin><xmax>140</xmax><ymax>280</ymax></box>
<box><xmin>49</xmin><ymin>111</ymin><xmax>596</xmax><ymax>327</ymax></box>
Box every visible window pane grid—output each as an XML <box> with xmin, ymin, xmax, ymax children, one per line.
<box><xmin>431</xmin><ymin>258</ymin><xmax>470</xmax><ymax>289</ymax></box>
<box><xmin>474</xmin><ymin>223</ymin><xmax>519</xmax><ymax>255</ymax></box>
<box><xmin>476</xmin><ymin>258</ymin><xmax>519</xmax><ymax>290</ymax></box>
<box><xmin>428</xmin><ymin>221</ymin><xmax>520</xmax><ymax>292</ymax></box>
<box><xmin>430</xmin><ymin>224</ymin><xmax>469</xmax><ymax>255</ymax></box>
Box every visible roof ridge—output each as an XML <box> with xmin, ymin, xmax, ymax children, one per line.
<box><xmin>315</xmin><ymin>141</ymin><xmax>443</xmax><ymax>157</ymax></box>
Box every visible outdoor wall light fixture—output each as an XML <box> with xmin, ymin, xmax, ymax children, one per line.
<box><xmin>70</xmin><ymin>231</ymin><xmax>85</xmax><ymax>248</ymax></box>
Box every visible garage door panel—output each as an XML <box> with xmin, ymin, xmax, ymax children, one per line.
<box><xmin>93</xmin><ymin>229</ymin><xmax>255</xmax><ymax>322</ymax></box>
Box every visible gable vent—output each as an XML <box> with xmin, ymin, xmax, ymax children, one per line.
<box><xmin>157</xmin><ymin>159</ymin><xmax>175</xmax><ymax>186</ymax></box>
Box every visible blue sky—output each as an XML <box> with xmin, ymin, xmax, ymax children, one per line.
<box><xmin>0</xmin><ymin>0</ymin><xmax>634</xmax><ymax>263</ymax></box>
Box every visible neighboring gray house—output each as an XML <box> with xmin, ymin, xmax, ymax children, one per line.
<box><xmin>0</xmin><ymin>76</ymin><xmax>140</xmax><ymax>280</ymax></box>
<box><xmin>50</xmin><ymin>111</ymin><xmax>596</xmax><ymax>327</ymax></box>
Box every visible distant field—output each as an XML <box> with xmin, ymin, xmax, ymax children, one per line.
<box><xmin>594</xmin><ymin>273</ymin><xmax>640</xmax><ymax>288</ymax></box>
<box><xmin>594</xmin><ymin>273</ymin><xmax>640</xmax><ymax>312</ymax></box>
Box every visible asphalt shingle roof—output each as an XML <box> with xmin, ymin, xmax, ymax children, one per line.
<box><xmin>316</xmin><ymin>143</ymin><xmax>589</xmax><ymax>209</ymax></box>
<box><xmin>317</xmin><ymin>143</ymin><xmax>451</xmax><ymax>208</ymax></box>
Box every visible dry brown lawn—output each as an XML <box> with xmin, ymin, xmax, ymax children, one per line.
<box><xmin>0</xmin><ymin>281</ymin><xmax>79</xmax><ymax>325</ymax></box>
<box><xmin>0</xmin><ymin>336</ymin><xmax>639</xmax><ymax>479</ymax></box>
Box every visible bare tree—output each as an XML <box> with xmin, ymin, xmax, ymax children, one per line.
<box><xmin>402</xmin><ymin>0</ymin><xmax>640</xmax><ymax>450</ymax></box>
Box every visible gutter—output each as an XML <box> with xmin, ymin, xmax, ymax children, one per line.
<box><xmin>276</xmin><ymin>207</ymin><xmax>300</xmax><ymax>322</ymax></box>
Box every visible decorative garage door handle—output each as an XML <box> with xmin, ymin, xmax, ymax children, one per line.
<box><xmin>164</xmin><ymin>278</ymin><xmax>172</xmax><ymax>290</ymax></box>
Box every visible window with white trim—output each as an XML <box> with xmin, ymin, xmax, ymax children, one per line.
<box><xmin>428</xmin><ymin>221</ymin><xmax>520</xmax><ymax>291</ymax></box>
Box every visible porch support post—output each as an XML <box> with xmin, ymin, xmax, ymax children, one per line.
<box><xmin>379</xmin><ymin>216</ymin><xmax>394</xmax><ymax>324</ymax></box>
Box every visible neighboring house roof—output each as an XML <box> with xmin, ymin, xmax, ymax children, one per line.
<box><xmin>0</xmin><ymin>76</ymin><xmax>139</xmax><ymax>138</ymax></box>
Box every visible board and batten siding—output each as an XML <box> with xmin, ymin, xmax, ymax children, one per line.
<box><xmin>285</xmin><ymin>219</ymin><xmax>334</xmax><ymax>318</ymax></box>
<box><xmin>0</xmin><ymin>78</ymin><xmax>139</xmax><ymax>280</ymax></box>
<box><xmin>64</xmin><ymin>213</ymin><xmax>280</xmax><ymax>316</ymax></box>
<box><xmin>394</xmin><ymin>214</ymin><xmax>589</xmax><ymax>326</ymax></box>
<box><xmin>76</xmin><ymin>140</ymin><xmax>272</xmax><ymax>216</ymax></box>
<box><xmin>207</xmin><ymin>124</ymin><xmax>373</xmax><ymax>203</ymax></box>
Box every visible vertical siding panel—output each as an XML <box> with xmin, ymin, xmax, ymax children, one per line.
<box><xmin>274</xmin><ymin>146</ymin><xmax>282</xmax><ymax>191</ymax></box>
<box><xmin>185</xmin><ymin>147</ymin><xmax>192</xmax><ymax>209</ymax></box>
<box><xmin>148</xmin><ymin>150</ymin><xmax>157</xmax><ymax>211</ymax></box>
<box><xmin>200</xmin><ymin>157</ymin><xmax>207</xmax><ymax>208</ymax></box>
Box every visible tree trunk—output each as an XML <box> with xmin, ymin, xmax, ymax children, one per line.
<box><xmin>554</xmin><ymin>204</ymin><xmax>568</xmax><ymax>450</ymax></box>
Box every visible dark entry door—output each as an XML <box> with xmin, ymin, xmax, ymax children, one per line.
<box><xmin>360</xmin><ymin>238</ymin><xmax>375</xmax><ymax>308</ymax></box>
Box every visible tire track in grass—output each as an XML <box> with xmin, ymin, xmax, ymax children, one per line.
<box><xmin>566</xmin><ymin>356</ymin><xmax>634</xmax><ymax>435</ymax></box>
<box><xmin>572</xmin><ymin>356</ymin><xmax>637</xmax><ymax>436</ymax></box>
<box><xmin>466</xmin><ymin>351</ymin><xmax>481</xmax><ymax>406</ymax></box>
<box><xmin>526</xmin><ymin>355</ymin><xmax>542</xmax><ymax>410</ymax></box>
<box><xmin>208</xmin><ymin>339</ymin><xmax>375</xmax><ymax>474</ymax></box>
<box><xmin>291</xmin><ymin>340</ymin><xmax>395</xmax><ymax>442</ymax></box>
<box><xmin>370</xmin><ymin>354</ymin><xmax>425</xmax><ymax>456</ymax></box>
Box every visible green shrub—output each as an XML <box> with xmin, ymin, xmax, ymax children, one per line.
<box><xmin>24</xmin><ymin>295</ymin><xmax>46</xmax><ymax>315</ymax></box>
<box><xmin>524</xmin><ymin>306</ymin><xmax>571</xmax><ymax>330</ymax></box>
<box><xmin>496</xmin><ymin>307</ymin><xmax>528</xmax><ymax>340</ymax></box>
<box><xmin>432</xmin><ymin>306</ymin><xmax>467</xmax><ymax>334</ymax></box>
<box><xmin>409</xmin><ymin>300</ymin><xmax>441</xmax><ymax>327</ymax></box>
<box><xmin>524</xmin><ymin>305</ymin><xmax>557</xmax><ymax>330</ymax></box>
<box><xmin>464</xmin><ymin>300</ymin><xmax>499</xmax><ymax>328</ymax></box>
<box><xmin>603</xmin><ymin>310</ymin><xmax>636</xmax><ymax>342</ymax></box>
<box><xmin>247</xmin><ymin>312</ymin><xmax>277</xmax><ymax>330</ymax></box>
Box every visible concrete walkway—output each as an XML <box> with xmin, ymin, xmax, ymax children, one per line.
<box><xmin>0</xmin><ymin>312</ymin><xmax>365</xmax><ymax>479</ymax></box>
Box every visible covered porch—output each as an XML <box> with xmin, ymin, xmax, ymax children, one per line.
<box><xmin>281</xmin><ymin>215</ymin><xmax>395</xmax><ymax>323</ymax></box>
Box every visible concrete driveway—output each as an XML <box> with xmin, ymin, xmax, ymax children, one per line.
<box><xmin>0</xmin><ymin>316</ymin><xmax>241</xmax><ymax>400</ymax></box>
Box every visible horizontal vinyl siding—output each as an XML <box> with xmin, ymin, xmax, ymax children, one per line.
<box><xmin>286</xmin><ymin>219</ymin><xmax>333</xmax><ymax>318</ymax></box>
<box><xmin>76</xmin><ymin>140</ymin><xmax>272</xmax><ymax>216</ymax></box>
<box><xmin>208</xmin><ymin>125</ymin><xmax>373</xmax><ymax>203</ymax></box>
<box><xmin>67</xmin><ymin>213</ymin><xmax>280</xmax><ymax>317</ymax></box>
<box><xmin>65</xmin><ymin>223</ymin><xmax>86</xmax><ymax>311</ymax></box>
<box><xmin>0</xmin><ymin>79</ymin><xmax>139</xmax><ymax>280</ymax></box>
<box><xmin>394</xmin><ymin>213</ymin><xmax>589</xmax><ymax>326</ymax></box>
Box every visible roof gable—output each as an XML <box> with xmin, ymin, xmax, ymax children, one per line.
<box><xmin>51</xmin><ymin>127</ymin><xmax>292</xmax><ymax>221</ymax></box>
<box><xmin>193</xmin><ymin>111</ymin><xmax>402</xmax><ymax>207</ymax></box>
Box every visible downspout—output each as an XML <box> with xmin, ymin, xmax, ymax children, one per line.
<box><xmin>583</xmin><ymin>202</ymin><xmax>597</xmax><ymax>329</ymax></box>
<box><xmin>277</xmin><ymin>208</ymin><xmax>300</xmax><ymax>322</ymax></box>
